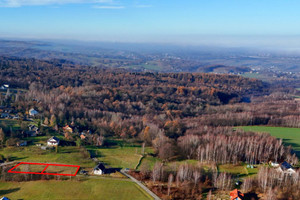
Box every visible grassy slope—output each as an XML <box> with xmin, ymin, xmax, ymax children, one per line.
<box><xmin>240</xmin><ymin>126</ymin><xmax>300</xmax><ymax>156</ymax></box>
<box><xmin>0</xmin><ymin>145</ymin><xmax>95</xmax><ymax>168</ymax></box>
<box><xmin>0</xmin><ymin>119</ymin><xmax>25</xmax><ymax>131</ymax></box>
<box><xmin>87</xmin><ymin>145</ymin><xmax>154</xmax><ymax>169</ymax></box>
<box><xmin>0</xmin><ymin>119</ymin><xmax>38</xmax><ymax>131</ymax></box>
<box><xmin>0</xmin><ymin>179</ymin><xmax>152</xmax><ymax>200</ymax></box>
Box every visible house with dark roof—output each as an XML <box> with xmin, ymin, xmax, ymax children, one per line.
<box><xmin>29</xmin><ymin>124</ymin><xmax>39</xmax><ymax>132</ymax></box>
<box><xmin>93</xmin><ymin>163</ymin><xmax>106</xmax><ymax>175</ymax></box>
<box><xmin>26</xmin><ymin>124</ymin><xmax>39</xmax><ymax>137</ymax></box>
<box><xmin>276</xmin><ymin>161</ymin><xmax>296</xmax><ymax>175</ymax></box>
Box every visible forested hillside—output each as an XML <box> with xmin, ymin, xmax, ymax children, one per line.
<box><xmin>1</xmin><ymin>56</ymin><xmax>299</xmax><ymax>199</ymax></box>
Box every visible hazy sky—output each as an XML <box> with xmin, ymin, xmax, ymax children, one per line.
<box><xmin>0</xmin><ymin>0</ymin><xmax>300</xmax><ymax>47</ymax></box>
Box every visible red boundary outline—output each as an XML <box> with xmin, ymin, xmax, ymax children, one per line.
<box><xmin>8</xmin><ymin>162</ymin><xmax>80</xmax><ymax>176</ymax></box>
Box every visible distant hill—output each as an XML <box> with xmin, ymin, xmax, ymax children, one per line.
<box><xmin>0</xmin><ymin>39</ymin><xmax>300</xmax><ymax>73</ymax></box>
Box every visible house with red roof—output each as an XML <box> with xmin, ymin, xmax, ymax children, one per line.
<box><xmin>230</xmin><ymin>189</ymin><xmax>244</xmax><ymax>200</ymax></box>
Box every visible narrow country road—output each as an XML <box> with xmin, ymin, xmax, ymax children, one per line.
<box><xmin>120</xmin><ymin>169</ymin><xmax>161</xmax><ymax>200</ymax></box>
<box><xmin>0</xmin><ymin>161</ymin><xmax>17</xmax><ymax>167</ymax></box>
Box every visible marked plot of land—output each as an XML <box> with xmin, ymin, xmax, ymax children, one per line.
<box><xmin>8</xmin><ymin>162</ymin><xmax>80</xmax><ymax>176</ymax></box>
<box><xmin>11</xmin><ymin>163</ymin><xmax>46</xmax><ymax>173</ymax></box>
<box><xmin>44</xmin><ymin>165</ymin><xmax>79</xmax><ymax>175</ymax></box>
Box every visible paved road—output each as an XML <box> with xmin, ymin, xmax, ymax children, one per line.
<box><xmin>120</xmin><ymin>169</ymin><xmax>161</xmax><ymax>200</ymax></box>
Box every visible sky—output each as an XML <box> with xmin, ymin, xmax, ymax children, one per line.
<box><xmin>0</xmin><ymin>0</ymin><xmax>300</xmax><ymax>48</ymax></box>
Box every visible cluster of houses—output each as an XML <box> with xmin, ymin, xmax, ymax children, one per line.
<box><xmin>13</xmin><ymin>135</ymin><xmax>60</xmax><ymax>148</ymax></box>
<box><xmin>0</xmin><ymin>107</ymin><xmax>38</xmax><ymax>120</ymax></box>
<box><xmin>63</xmin><ymin>124</ymin><xmax>92</xmax><ymax>140</ymax></box>
<box><xmin>0</xmin><ymin>106</ymin><xmax>19</xmax><ymax>119</ymax></box>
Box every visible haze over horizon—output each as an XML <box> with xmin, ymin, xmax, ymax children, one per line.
<box><xmin>0</xmin><ymin>0</ymin><xmax>300</xmax><ymax>50</ymax></box>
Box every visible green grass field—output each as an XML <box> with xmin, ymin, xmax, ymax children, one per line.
<box><xmin>0</xmin><ymin>136</ymin><xmax>154</xmax><ymax>169</ymax></box>
<box><xmin>85</xmin><ymin>139</ymin><xmax>155</xmax><ymax>169</ymax></box>
<box><xmin>0</xmin><ymin>179</ymin><xmax>152</xmax><ymax>200</ymax></box>
<box><xmin>87</xmin><ymin>145</ymin><xmax>153</xmax><ymax>169</ymax></box>
<box><xmin>0</xmin><ymin>145</ymin><xmax>95</xmax><ymax>168</ymax></box>
<box><xmin>218</xmin><ymin>164</ymin><xmax>248</xmax><ymax>176</ymax></box>
<box><xmin>240</xmin><ymin>126</ymin><xmax>300</xmax><ymax>156</ymax></box>
<box><xmin>138</xmin><ymin>155</ymin><xmax>159</xmax><ymax>170</ymax></box>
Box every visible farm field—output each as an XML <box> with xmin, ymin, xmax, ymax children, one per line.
<box><xmin>239</xmin><ymin>126</ymin><xmax>300</xmax><ymax>156</ymax></box>
<box><xmin>218</xmin><ymin>164</ymin><xmax>248</xmax><ymax>176</ymax></box>
<box><xmin>138</xmin><ymin>155</ymin><xmax>159</xmax><ymax>170</ymax></box>
<box><xmin>0</xmin><ymin>145</ymin><xmax>95</xmax><ymax>168</ymax></box>
<box><xmin>0</xmin><ymin>179</ymin><xmax>152</xmax><ymax>200</ymax></box>
<box><xmin>87</xmin><ymin>145</ymin><xmax>153</xmax><ymax>169</ymax></box>
<box><xmin>0</xmin><ymin>137</ymin><xmax>153</xmax><ymax>170</ymax></box>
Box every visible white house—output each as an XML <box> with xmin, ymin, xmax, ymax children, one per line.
<box><xmin>47</xmin><ymin>136</ymin><xmax>60</xmax><ymax>146</ymax></box>
<box><xmin>29</xmin><ymin>108</ymin><xmax>38</xmax><ymax>117</ymax></box>
<box><xmin>93</xmin><ymin>163</ymin><xmax>106</xmax><ymax>175</ymax></box>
